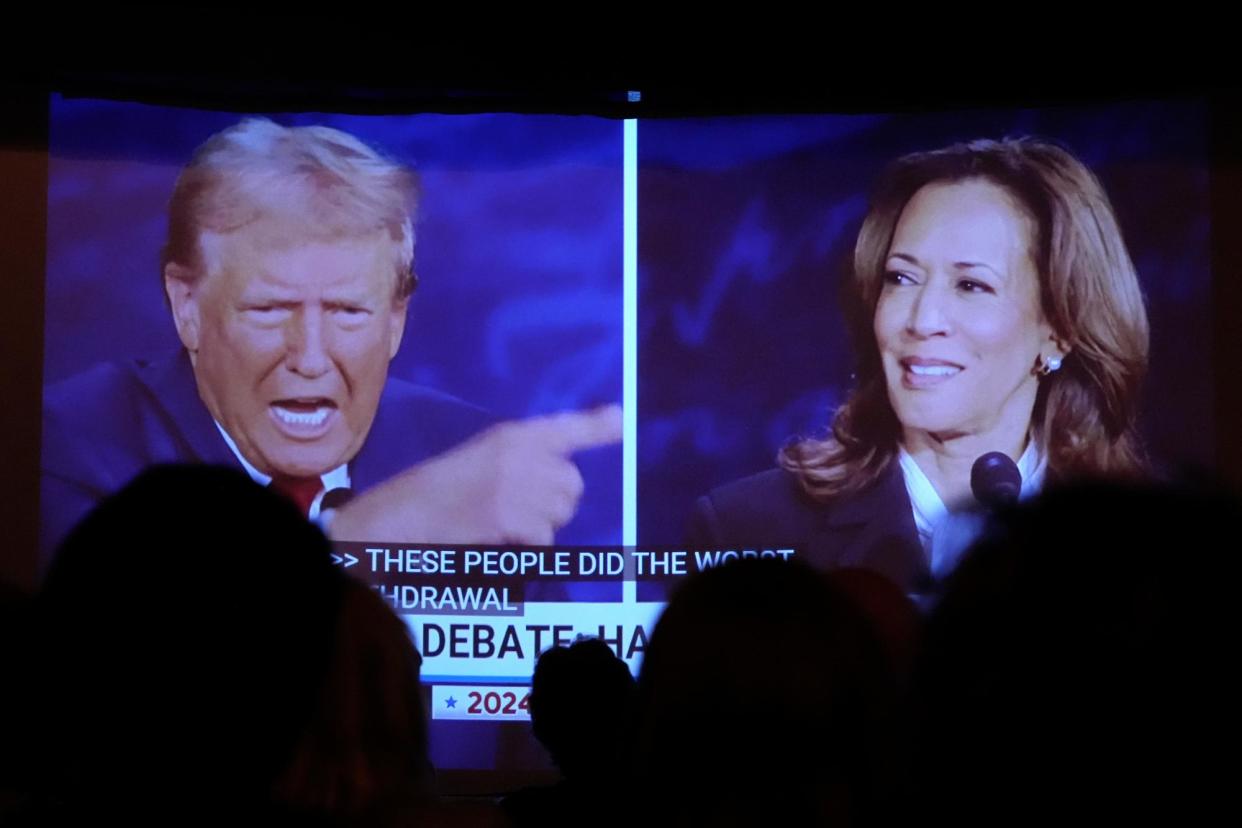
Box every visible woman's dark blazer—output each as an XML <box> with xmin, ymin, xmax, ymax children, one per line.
<box><xmin>686</xmin><ymin>460</ymin><xmax>931</xmax><ymax>596</ymax></box>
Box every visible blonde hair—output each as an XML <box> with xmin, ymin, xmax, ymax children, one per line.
<box><xmin>781</xmin><ymin>138</ymin><xmax>1150</xmax><ymax>499</ymax></box>
<box><xmin>162</xmin><ymin>118</ymin><xmax>418</xmax><ymax>299</ymax></box>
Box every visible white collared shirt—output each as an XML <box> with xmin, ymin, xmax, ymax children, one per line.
<box><xmin>899</xmin><ymin>440</ymin><xmax>1045</xmax><ymax>579</ymax></box>
<box><xmin>213</xmin><ymin>421</ymin><xmax>350</xmax><ymax>521</ymax></box>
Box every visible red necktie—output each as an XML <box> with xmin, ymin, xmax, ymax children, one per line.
<box><xmin>269</xmin><ymin>475</ymin><xmax>324</xmax><ymax>518</ymax></box>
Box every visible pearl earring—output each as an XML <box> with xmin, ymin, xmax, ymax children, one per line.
<box><xmin>1039</xmin><ymin>355</ymin><xmax>1062</xmax><ymax>376</ymax></box>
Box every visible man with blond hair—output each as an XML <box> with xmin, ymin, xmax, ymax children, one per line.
<box><xmin>41</xmin><ymin>119</ymin><xmax>620</xmax><ymax>562</ymax></box>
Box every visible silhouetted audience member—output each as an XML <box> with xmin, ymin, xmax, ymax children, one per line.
<box><xmin>634</xmin><ymin>557</ymin><xmax>899</xmax><ymax>827</ymax></box>
<box><xmin>826</xmin><ymin>568</ymin><xmax>922</xmax><ymax>685</ymax></box>
<box><xmin>23</xmin><ymin>464</ymin><xmax>512</xmax><ymax>827</ymax></box>
<box><xmin>25</xmin><ymin>464</ymin><xmax>345</xmax><ymax>823</ymax></box>
<box><xmin>502</xmin><ymin>637</ymin><xmax>636</xmax><ymax>827</ymax></box>
<box><xmin>0</xmin><ymin>579</ymin><xmax>35</xmax><ymax>820</ymax></box>
<box><xmin>273</xmin><ymin>575</ymin><xmax>433</xmax><ymax>823</ymax></box>
<box><xmin>908</xmin><ymin>480</ymin><xmax>1242</xmax><ymax>824</ymax></box>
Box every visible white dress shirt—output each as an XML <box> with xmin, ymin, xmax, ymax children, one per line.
<box><xmin>213</xmin><ymin>422</ymin><xmax>350</xmax><ymax>521</ymax></box>
<box><xmin>899</xmin><ymin>440</ymin><xmax>1045</xmax><ymax>580</ymax></box>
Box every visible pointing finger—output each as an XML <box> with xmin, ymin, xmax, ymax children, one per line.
<box><xmin>523</xmin><ymin>404</ymin><xmax>623</xmax><ymax>455</ymax></box>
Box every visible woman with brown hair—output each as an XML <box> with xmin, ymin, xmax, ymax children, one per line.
<box><xmin>688</xmin><ymin>138</ymin><xmax>1149</xmax><ymax>596</ymax></box>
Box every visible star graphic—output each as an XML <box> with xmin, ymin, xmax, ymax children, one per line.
<box><xmin>445</xmin><ymin>696</ymin><xmax>457</xmax><ymax>709</ymax></box>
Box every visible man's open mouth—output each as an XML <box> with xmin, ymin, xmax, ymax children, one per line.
<box><xmin>269</xmin><ymin>398</ymin><xmax>338</xmax><ymax>434</ymax></box>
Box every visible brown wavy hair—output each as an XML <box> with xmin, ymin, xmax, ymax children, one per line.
<box><xmin>780</xmin><ymin>138</ymin><xmax>1150</xmax><ymax>500</ymax></box>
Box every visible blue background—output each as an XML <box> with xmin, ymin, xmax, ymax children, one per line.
<box><xmin>46</xmin><ymin>97</ymin><xmax>1215</xmax><ymax>775</ymax></box>
<box><xmin>637</xmin><ymin>101</ymin><xmax>1214</xmax><ymax>544</ymax></box>
<box><xmin>46</xmin><ymin>97</ymin><xmax>625</xmax><ymax>547</ymax></box>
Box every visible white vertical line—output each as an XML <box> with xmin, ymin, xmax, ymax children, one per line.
<box><xmin>622</xmin><ymin>118</ymin><xmax>638</xmax><ymax>604</ymax></box>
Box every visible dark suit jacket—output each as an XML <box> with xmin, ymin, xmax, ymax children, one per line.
<box><xmin>41</xmin><ymin>351</ymin><xmax>494</xmax><ymax>563</ymax></box>
<box><xmin>687</xmin><ymin>462</ymin><xmax>931</xmax><ymax>596</ymax></box>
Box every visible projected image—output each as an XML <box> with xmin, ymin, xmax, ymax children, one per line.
<box><xmin>44</xmin><ymin>104</ymin><xmax>625</xmax><ymax>555</ymax></box>
<box><xmin>637</xmin><ymin>103</ymin><xmax>1213</xmax><ymax>597</ymax></box>
<box><xmin>40</xmin><ymin>95</ymin><xmax>1215</xmax><ymax>779</ymax></box>
<box><xmin>42</xmin><ymin>99</ymin><xmax>626</xmax><ymax>772</ymax></box>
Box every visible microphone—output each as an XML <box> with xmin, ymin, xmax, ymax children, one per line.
<box><xmin>316</xmin><ymin>487</ymin><xmax>354</xmax><ymax>535</ymax></box>
<box><xmin>971</xmin><ymin>452</ymin><xmax>1022</xmax><ymax>507</ymax></box>
<box><xmin>321</xmin><ymin>487</ymin><xmax>354</xmax><ymax>511</ymax></box>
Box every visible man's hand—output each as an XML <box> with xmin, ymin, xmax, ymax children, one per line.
<box><xmin>329</xmin><ymin>405</ymin><xmax>623</xmax><ymax>545</ymax></box>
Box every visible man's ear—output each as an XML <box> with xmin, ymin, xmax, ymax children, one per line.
<box><xmin>164</xmin><ymin>263</ymin><xmax>203</xmax><ymax>352</ymax></box>
<box><xmin>388</xmin><ymin>298</ymin><xmax>408</xmax><ymax>360</ymax></box>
